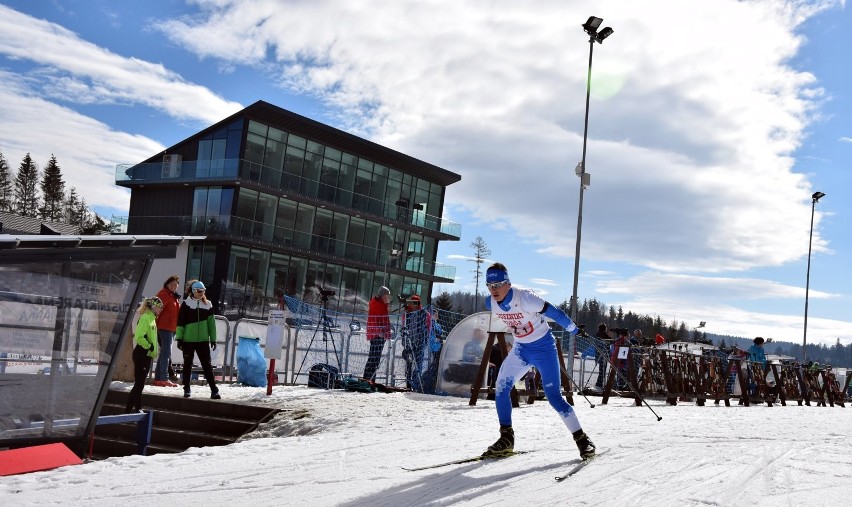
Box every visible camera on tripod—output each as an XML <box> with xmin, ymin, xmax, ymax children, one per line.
<box><xmin>319</xmin><ymin>288</ymin><xmax>336</xmax><ymax>301</ymax></box>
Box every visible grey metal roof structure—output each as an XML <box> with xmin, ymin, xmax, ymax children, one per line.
<box><xmin>0</xmin><ymin>211</ymin><xmax>80</xmax><ymax>236</ymax></box>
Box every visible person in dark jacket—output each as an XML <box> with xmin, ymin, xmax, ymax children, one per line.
<box><xmin>176</xmin><ymin>281</ymin><xmax>220</xmax><ymax>399</ymax></box>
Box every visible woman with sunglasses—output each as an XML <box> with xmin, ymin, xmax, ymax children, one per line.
<box><xmin>175</xmin><ymin>281</ymin><xmax>220</xmax><ymax>399</ymax></box>
<box><xmin>481</xmin><ymin>263</ymin><xmax>595</xmax><ymax>461</ymax></box>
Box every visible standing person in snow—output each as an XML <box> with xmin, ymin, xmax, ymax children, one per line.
<box><xmin>481</xmin><ymin>263</ymin><xmax>595</xmax><ymax>460</ymax></box>
<box><xmin>176</xmin><ymin>281</ymin><xmax>220</xmax><ymax>399</ymax></box>
<box><xmin>363</xmin><ymin>286</ymin><xmax>392</xmax><ymax>381</ymax></box>
<box><xmin>126</xmin><ymin>297</ymin><xmax>162</xmax><ymax>413</ymax></box>
<box><xmin>153</xmin><ymin>275</ymin><xmax>181</xmax><ymax>387</ymax></box>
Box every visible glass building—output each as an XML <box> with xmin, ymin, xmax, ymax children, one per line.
<box><xmin>116</xmin><ymin>100</ymin><xmax>461</xmax><ymax>319</ymax></box>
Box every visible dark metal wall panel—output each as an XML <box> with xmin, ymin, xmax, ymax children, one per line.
<box><xmin>128</xmin><ymin>187</ymin><xmax>195</xmax><ymax>217</ymax></box>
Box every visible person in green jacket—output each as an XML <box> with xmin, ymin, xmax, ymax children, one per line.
<box><xmin>176</xmin><ymin>281</ymin><xmax>220</xmax><ymax>399</ymax></box>
<box><xmin>126</xmin><ymin>296</ymin><xmax>163</xmax><ymax>413</ymax></box>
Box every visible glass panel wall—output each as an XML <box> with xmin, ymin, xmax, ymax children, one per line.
<box><xmin>255</xmin><ymin>193</ymin><xmax>276</xmax><ymax>242</ymax></box>
<box><xmin>293</xmin><ymin>203</ymin><xmax>315</xmax><ymax>249</ymax></box>
<box><xmin>0</xmin><ymin>252</ymin><xmax>151</xmax><ymax>450</ymax></box>
<box><xmin>275</xmin><ymin>199</ymin><xmax>297</xmax><ymax>245</ymax></box>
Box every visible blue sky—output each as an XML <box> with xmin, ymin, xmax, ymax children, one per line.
<box><xmin>0</xmin><ymin>0</ymin><xmax>850</xmax><ymax>346</ymax></box>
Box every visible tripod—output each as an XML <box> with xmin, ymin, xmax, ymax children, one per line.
<box><xmin>295</xmin><ymin>295</ymin><xmax>342</xmax><ymax>388</ymax></box>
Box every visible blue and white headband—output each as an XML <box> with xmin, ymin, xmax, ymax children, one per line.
<box><xmin>486</xmin><ymin>268</ymin><xmax>509</xmax><ymax>284</ymax></box>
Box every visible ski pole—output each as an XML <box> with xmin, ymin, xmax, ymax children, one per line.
<box><xmin>603</xmin><ymin>347</ymin><xmax>662</xmax><ymax>421</ymax></box>
<box><xmin>560</xmin><ymin>366</ymin><xmax>595</xmax><ymax>408</ymax></box>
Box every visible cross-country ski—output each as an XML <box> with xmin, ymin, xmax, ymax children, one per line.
<box><xmin>554</xmin><ymin>448</ymin><xmax>611</xmax><ymax>481</ymax></box>
<box><xmin>402</xmin><ymin>450</ymin><xmax>532</xmax><ymax>471</ymax></box>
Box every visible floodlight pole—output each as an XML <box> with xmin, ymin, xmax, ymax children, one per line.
<box><xmin>383</xmin><ymin>248</ymin><xmax>400</xmax><ymax>286</ymax></box>
<box><xmin>570</xmin><ymin>28</ymin><xmax>600</xmax><ymax>320</ymax></box>
<box><xmin>802</xmin><ymin>191</ymin><xmax>825</xmax><ymax>363</ymax></box>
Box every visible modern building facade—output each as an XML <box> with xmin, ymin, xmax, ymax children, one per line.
<box><xmin>116</xmin><ymin>100</ymin><xmax>461</xmax><ymax>319</ymax></box>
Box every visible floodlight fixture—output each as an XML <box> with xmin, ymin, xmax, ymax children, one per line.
<box><xmin>812</xmin><ymin>191</ymin><xmax>825</xmax><ymax>202</ymax></box>
<box><xmin>595</xmin><ymin>27</ymin><xmax>614</xmax><ymax>43</ymax></box>
<box><xmin>582</xmin><ymin>16</ymin><xmax>603</xmax><ymax>35</ymax></box>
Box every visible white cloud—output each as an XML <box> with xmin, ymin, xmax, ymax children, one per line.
<box><xmin>593</xmin><ymin>270</ymin><xmax>847</xmax><ymax>343</ymax></box>
<box><xmin>0</xmin><ymin>72</ymin><xmax>163</xmax><ymax>210</ymax></box>
<box><xmin>0</xmin><ymin>4</ymin><xmax>252</xmax><ymax>210</ymax></box>
<box><xmin>152</xmin><ymin>0</ymin><xmax>835</xmax><ymax>275</ymax></box>
<box><xmin>0</xmin><ymin>4</ymin><xmax>242</xmax><ymax>124</ymax></box>
<box><xmin>530</xmin><ymin>278</ymin><xmax>558</xmax><ymax>287</ymax></box>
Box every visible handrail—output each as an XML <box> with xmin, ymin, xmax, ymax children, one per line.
<box><xmin>115</xmin><ymin>158</ymin><xmax>461</xmax><ymax>238</ymax></box>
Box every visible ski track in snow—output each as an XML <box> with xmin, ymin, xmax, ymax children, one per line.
<box><xmin>1</xmin><ymin>383</ymin><xmax>851</xmax><ymax>506</ymax></box>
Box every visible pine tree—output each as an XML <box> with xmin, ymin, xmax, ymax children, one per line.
<box><xmin>65</xmin><ymin>187</ymin><xmax>84</xmax><ymax>226</ymax></box>
<box><xmin>80</xmin><ymin>213</ymin><xmax>112</xmax><ymax>235</ymax></box>
<box><xmin>433</xmin><ymin>291</ymin><xmax>453</xmax><ymax>312</ymax></box>
<box><xmin>0</xmin><ymin>151</ymin><xmax>13</xmax><ymax>212</ymax></box>
<box><xmin>39</xmin><ymin>154</ymin><xmax>65</xmax><ymax>221</ymax></box>
<box><xmin>469</xmin><ymin>236</ymin><xmax>491</xmax><ymax>298</ymax></box>
<box><xmin>14</xmin><ymin>153</ymin><xmax>40</xmax><ymax>217</ymax></box>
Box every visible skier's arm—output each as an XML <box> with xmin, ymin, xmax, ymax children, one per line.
<box><xmin>541</xmin><ymin>302</ymin><xmax>578</xmax><ymax>334</ymax></box>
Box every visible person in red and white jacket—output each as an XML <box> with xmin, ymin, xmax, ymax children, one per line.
<box><xmin>363</xmin><ymin>286</ymin><xmax>392</xmax><ymax>381</ymax></box>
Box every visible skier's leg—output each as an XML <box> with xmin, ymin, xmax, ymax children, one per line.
<box><xmin>483</xmin><ymin>347</ymin><xmax>528</xmax><ymax>457</ymax></box>
<box><xmin>494</xmin><ymin>347</ymin><xmax>529</xmax><ymax>426</ymax></box>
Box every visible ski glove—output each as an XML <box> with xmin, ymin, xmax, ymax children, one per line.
<box><xmin>210</xmin><ymin>342</ymin><xmax>217</xmax><ymax>351</ymax></box>
<box><xmin>176</xmin><ymin>341</ymin><xmax>183</xmax><ymax>351</ymax></box>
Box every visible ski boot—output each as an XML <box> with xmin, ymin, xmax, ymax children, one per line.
<box><xmin>482</xmin><ymin>425</ymin><xmax>514</xmax><ymax>457</ymax></box>
<box><xmin>573</xmin><ymin>429</ymin><xmax>596</xmax><ymax>460</ymax></box>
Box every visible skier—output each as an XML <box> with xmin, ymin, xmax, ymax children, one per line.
<box><xmin>481</xmin><ymin>262</ymin><xmax>595</xmax><ymax>460</ymax></box>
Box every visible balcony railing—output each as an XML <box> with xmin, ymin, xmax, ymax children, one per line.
<box><xmin>113</xmin><ymin>214</ymin><xmax>456</xmax><ymax>281</ymax></box>
<box><xmin>116</xmin><ymin>158</ymin><xmax>461</xmax><ymax>238</ymax></box>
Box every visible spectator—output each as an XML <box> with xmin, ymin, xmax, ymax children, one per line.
<box><xmin>176</xmin><ymin>281</ymin><xmax>220</xmax><ymax>400</ymax></box>
<box><xmin>422</xmin><ymin>308</ymin><xmax>445</xmax><ymax>394</ymax></box>
<box><xmin>726</xmin><ymin>345</ymin><xmax>747</xmax><ymax>394</ymax></box>
<box><xmin>125</xmin><ymin>297</ymin><xmax>162</xmax><ymax>413</ymax></box>
<box><xmin>655</xmin><ymin>333</ymin><xmax>666</xmax><ymax>346</ymax></box>
<box><xmin>153</xmin><ymin>275</ymin><xmax>181</xmax><ymax>387</ymax></box>
<box><xmin>480</xmin><ymin>262</ymin><xmax>594</xmax><ymax>461</ymax></box>
<box><xmin>462</xmin><ymin>327</ymin><xmax>487</xmax><ymax>363</ymax></box>
<box><xmin>610</xmin><ymin>328</ymin><xmax>631</xmax><ymax>389</ymax></box>
<box><xmin>746</xmin><ymin>337</ymin><xmax>767</xmax><ymax>397</ymax></box>
<box><xmin>593</xmin><ymin>324</ymin><xmax>611</xmax><ymax>389</ymax></box>
<box><xmin>363</xmin><ymin>286</ymin><xmax>392</xmax><ymax>381</ymax></box>
<box><xmin>401</xmin><ymin>295</ymin><xmax>429</xmax><ymax>391</ymax></box>
<box><xmin>631</xmin><ymin>329</ymin><xmax>643</xmax><ymax>346</ymax></box>
<box><xmin>748</xmin><ymin>337</ymin><xmax>767</xmax><ymax>366</ymax></box>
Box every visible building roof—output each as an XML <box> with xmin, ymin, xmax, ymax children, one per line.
<box><xmin>0</xmin><ymin>211</ymin><xmax>80</xmax><ymax>235</ymax></box>
<box><xmin>146</xmin><ymin>100</ymin><xmax>462</xmax><ymax>187</ymax></box>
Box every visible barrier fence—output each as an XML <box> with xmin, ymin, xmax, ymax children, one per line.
<box><xmin>565</xmin><ymin>334</ymin><xmax>851</xmax><ymax>408</ymax></box>
<box><xmin>167</xmin><ymin>301</ymin><xmax>851</xmax><ymax>406</ymax></box>
<box><xmin>171</xmin><ymin>296</ymin><xmax>468</xmax><ymax>391</ymax></box>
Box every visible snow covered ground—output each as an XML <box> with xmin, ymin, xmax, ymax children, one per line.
<box><xmin>2</xmin><ymin>383</ymin><xmax>851</xmax><ymax>506</ymax></box>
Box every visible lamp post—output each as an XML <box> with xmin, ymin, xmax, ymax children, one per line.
<box><xmin>570</xmin><ymin>16</ymin><xmax>614</xmax><ymax>320</ymax></box>
<box><xmin>692</xmin><ymin>321</ymin><xmax>706</xmax><ymax>343</ymax></box>
<box><xmin>802</xmin><ymin>191</ymin><xmax>825</xmax><ymax>363</ymax></box>
<box><xmin>383</xmin><ymin>248</ymin><xmax>401</xmax><ymax>286</ymax></box>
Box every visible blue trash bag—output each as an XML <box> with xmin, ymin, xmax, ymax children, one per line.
<box><xmin>236</xmin><ymin>337</ymin><xmax>267</xmax><ymax>387</ymax></box>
